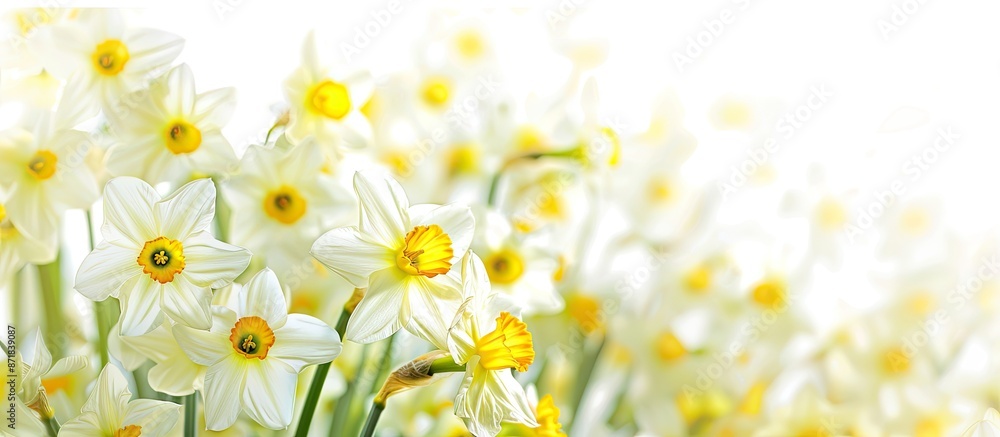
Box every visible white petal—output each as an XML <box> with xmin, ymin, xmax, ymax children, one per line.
<box><xmin>82</xmin><ymin>365</ymin><xmax>130</xmax><ymax>421</ymax></box>
<box><xmin>345</xmin><ymin>267</ymin><xmax>410</xmax><ymax>343</ymax></box>
<box><xmin>47</xmin><ymin>356</ymin><xmax>88</xmax><ymax>378</ymax></box>
<box><xmin>241</xmin><ymin>359</ymin><xmax>296</xmax><ymax>430</ymax></box>
<box><xmin>454</xmin><ymin>368</ymin><xmax>537</xmax><ymax>436</ymax></box>
<box><xmin>310</xmin><ymin>226</ymin><xmax>393</xmax><ymax>288</ymax></box>
<box><xmin>102</xmin><ymin>177</ymin><xmax>160</xmax><ymax>246</ymax></box>
<box><xmin>353</xmin><ymin>171</ymin><xmax>409</xmax><ymax>248</ymax></box>
<box><xmin>448</xmin><ymin>297</ymin><xmax>478</xmax><ymax>365</ymax></box>
<box><xmin>162</xmin><ymin>64</ymin><xmax>195</xmax><ymax>116</ymax></box>
<box><xmin>58</xmin><ymin>410</ymin><xmax>104</xmax><ymax>437</ymax></box>
<box><xmin>203</xmin><ymin>354</ymin><xmax>247</xmax><ymax>431</ymax></box>
<box><xmin>269</xmin><ymin>314</ymin><xmax>342</xmax><ymax>373</ymax></box>
<box><xmin>160</xmin><ymin>279</ymin><xmax>213</xmax><ymax>330</ymax></box>
<box><xmin>123</xmin><ymin>399</ymin><xmax>182</xmax><ymax>437</ymax></box>
<box><xmin>74</xmin><ymin>240</ymin><xmax>141</xmax><ymax>301</ymax></box>
<box><xmin>193</xmin><ymin>87</ymin><xmax>236</xmax><ymax>127</ymax></box>
<box><xmin>171</xmin><ymin>308</ymin><xmax>234</xmax><ymax>366</ymax></box>
<box><xmin>408</xmin><ymin>203</ymin><xmax>476</xmax><ymax>263</ymax></box>
<box><xmin>147</xmin><ymin>355</ymin><xmax>202</xmax><ymax>396</ymax></box>
<box><xmin>121</xmin><ymin>28</ymin><xmax>184</xmax><ymax>76</ymax></box>
<box><xmin>405</xmin><ymin>275</ymin><xmax>462</xmax><ymax>349</ymax></box>
<box><xmin>5</xmin><ymin>182</ymin><xmax>59</xmax><ymax>241</ymax></box>
<box><xmin>118</xmin><ymin>277</ymin><xmax>165</xmax><ymax>337</ymax></box>
<box><xmin>238</xmin><ymin>268</ymin><xmax>287</xmax><ymax>328</ymax></box>
<box><xmin>182</xmin><ymin>231</ymin><xmax>251</xmax><ymax>288</ymax></box>
<box><xmin>156</xmin><ymin>179</ymin><xmax>216</xmax><ymax>239</ymax></box>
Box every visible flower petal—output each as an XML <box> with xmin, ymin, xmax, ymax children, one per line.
<box><xmin>311</xmin><ymin>226</ymin><xmax>393</xmax><ymax>288</ymax></box>
<box><xmin>269</xmin><ymin>314</ymin><xmax>341</xmax><ymax>373</ymax></box>
<box><xmin>102</xmin><ymin>177</ymin><xmax>160</xmax><ymax>246</ymax></box>
<box><xmin>241</xmin><ymin>359</ymin><xmax>296</xmax><ymax>430</ymax></box>
<box><xmin>147</xmin><ymin>355</ymin><xmax>203</xmax><ymax>397</ymax></box>
<box><xmin>123</xmin><ymin>399</ymin><xmax>182</xmax><ymax>437</ymax></box>
<box><xmin>454</xmin><ymin>367</ymin><xmax>538</xmax><ymax>436</ymax></box>
<box><xmin>122</xmin><ymin>28</ymin><xmax>184</xmax><ymax>76</ymax></box>
<box><xmin>193</xmin><ymin>87</ymin><xmax>236</xmax><ymax>128</ymax></box>
<box><xmin>156</xmin><ymin>178</ymin><xmax>216</xmax><ymax>239</ymax></box>
<box><xmin>238</xmin><ymin>268</ymin><xmax>287</xmax><ymax>328</ymax></box>
<box><xmin>161</xmin><ymin>279</ymin><xmax>213</xmax><ymax>330</ymax></box>
<box><xmin>75</xmin><ymin>240</ymin><xmax>141</xmax><ymax>301</ymax></box>
<box><xmin>162</xmin><ymin>64</ymin><xmax>196</xmax><ymax>116</ymax></box>
<box><xmin>182</xmin><ymin>231</ymin><xmax>251</xmax><ymax>289</ymax></box>
<box><xmin>171</xmin><ymin>308</ymin><xmax>235</xmax><ymax>366</ymax></box>
<box><xmin>203</xmin><ymin>354</ymin><xmax>247</xmax><ymax>431</ymax></box>
<box><xmin>118</xmin><ymin>277</ymin><xmax>165</xmax><ymax>337</ymax></box>
<box><xmin>345</xmin><ymin>267</ymin><xmax>410</xmax><ymax>343</ymax></box>
<box><xmin>405</xmin><ymin>274</ymin><xmax>462</xmax><ymax>349</ymax></box>
<box><xmin>353</xmin><ymin>171</ymin><xmax>408</xmax><ymax>248</ymax></box>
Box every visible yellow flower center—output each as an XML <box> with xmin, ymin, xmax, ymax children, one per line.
<box><xmin>534</xmin><ymin>394</ymin><xmax>567</xmax><ymax>437</ymax></box>
<box><xmin>737</xmin><ymin>382</ymin><xmax>767</xmax><ymax>415</ymax></box>
<box><xmin>816</xmin><ymin>197</ymin><xmax>846</xmax><ymax>230</ymax></box>
<box><xmin>717</xmin><ymin>100</ymin><xmax>752</xmax><ymax>130</ymax></box>
<box><xmin>751</xmin><ymin>279</ymin><xmax>786</xmax><ymax>307</ymax></box>
<box><xmin>566</xmin><ymin>294</ymin><xmax>603</xmax><ymax>334</ymax></box>
<box><xmin>795</xmin><ymin>426</ymin><xmax>832</xmax><ymax>437</ymax></box>
<box><xmin>0</xmin><ymin>204</ymin><xmax>6</xmax><ymax>223</ymax></box>
<box><xmin>447</xmin><ymin>144</ymin><xmax>480</xmax><ymax>176</ymax></box>
<box><xmin>163</xmin><ymin>120</ymin><xmax>202</xmax><ymax>154</ymax></box>
<box><xmin>421</xmin><ymin>77</ymin><xmax>451</xmax><ymax>107</ymax></box>
<box><xmin>683</xmin><ymin>263</ymin><xmax>712</xmax><ymax>293</ymax></box>
<box><xmin>483</xmin><ymin>249</ymin><xmax>525</xmax><ymax>285</ymax></box>
<box><xmin>137</xmin><ymin>237</ymin><xmax>185</xmax><ymax>284</ymax></box>
<box><xmin>263</xmin><ymin>185</ymin><xmax>307</xmax><ymax>225</ymax></box>
<box><xmin>230</xmin><ymin>316</ymin><xmax>276</xmax><ymax>360</ymax></box>
<box><xmin>307</xmin><ymin>80</ymin><xmax>351</xmax><ymax>120</ymax></box>
<box><xmin>114</xmin><ymin>425</ymin><xmax>142</xmax><ymax>437</ymax></box>
<box><xmin>475</xmin><ymin>312</ymin><xmax>534</xmax><ymax>372</ymax></box>
<box><xmin>27</xmin><ymin>150</ymin><xmax>57</xmax><ymax>180</ymax></box>
<box><xmin>396</xmin><ymin>225</ymin><xmax>454</xmax><ymax>278</ymax></box>
<box><xmin>455</xmin><ymin>29</ymin><xmax>485</xmax><ymax>59</ymax></box>
<box><xmin>882</xmin><ymin>347</ymin><xmax>910</xmax><ymax>375</ymax></box>
<box><xmin>915</xmin><ymin>416</ymin><xmax>945</xmax><ymax>437</ymax></box>
<box><xmin>92</xmin><ymin>39</ymin><xmax>130</xmax><ymax>76</ymax></box>
<box><xmin>515</xmin><ymin>126</ymin><xmax>545</xmax><ymax>151</ymax></box>
<box><xmin>655</xmin><ymin>332</ymin><xmax>687</xmax><ymax>362</ymax></box>
<box><xmin>648</xmin><ymin>177</ymin><xmax>673</xmax><ymax>203</ymax></box>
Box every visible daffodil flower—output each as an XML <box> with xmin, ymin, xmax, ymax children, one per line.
<box><xmin>105</xmin><ymin>63</ymin><xmax>238</xmax><ymax>184</ymax></box>
<box><xmin>60</xmin><ymin>364</ymin><xmax>181</xmax><ymax>437</ymax></box>
<box><xmin>18</xmin><ymin>329</ymin><xmax>88</xmax><ymax>420</ymax></box>
<box><xmin>74</xmin><ymin>177</ymin><xmax>252</xmax><ymax>336</ymax></box>
<box><xmin>110</xmin><ymin>321</ymin><xmax>206</xmax><ymax>396</ymax></box>
<box><xmin>172</xmin><ymin>268</ymin><xmax>343</xmax><ymax>431</ymax></box>
<box><xmin>311</xmin><ymin>170</ymin><xmax>474</xmax><ymax>346</ymax></box>
<box><xmin>447</xmin><ymin>252</ymin><xmax>538</xmax><ymax>436</ymax></box>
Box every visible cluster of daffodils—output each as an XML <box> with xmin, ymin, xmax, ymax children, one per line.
<box><xmin>4</xmin><ymin>7</ymin><xmax>1000</xmax><ymax>437</ymax></box>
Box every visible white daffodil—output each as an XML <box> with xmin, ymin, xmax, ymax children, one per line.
<box><xmin>223</xmin><ymin>141</ymin><xmax>350</xmax><ymax>279</ymax></box>
<box><xmin>962</xmin><ymin>409</ymin><xmax>1000</xmax><ymax>437</ymax></box>
<box><xmin>172</xmin><ymin>268</ymin><xmax>342</xmax><ymax>431</ymax></box>
<box><xmin>311</xmin><ymin>170</ymin><xmax>474</xmax><ymax>346</ymax></box>
<box><xmin>447</xmin><ymin>252</ymin><xmax>538</xmax><ymax>436</ymax></box>
<box><xmin>74</xmin><ymin>177</ymin><xmax>252</xmax><ymax>336</ymax></box>
<box><xmin>284</xmin><ymin>32</ymin><xmax>373</xmax><ymax>153</ymax></box>
<box><xmin>40</xmin><ymin>9</ymin><xmax>183</xmax><ymax>109</ymax></box>
<box><xmin>0</xmin><ymin>197</ymin><xmax>56</xmax><ymax>282</ymax></box>
<box><xmin>110</xmin><ymin>321</ymin><xmax>206</xmax><ymax>396</ymax></box>
<box><xmin>105</xmin><ymin>63</ymin><xmax>237</xmax><ymax>184</ymax></box>
<box><xmin>17</xmin><ymin>329</ymin><xmax>88</xmax><ymax>420</ymax></box>
<box><xmin>60</xmin><ymin>364</ymin><xmax>181</xmax><ymax>437</ymax></box>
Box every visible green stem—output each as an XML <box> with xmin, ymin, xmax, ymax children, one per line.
<box><xmin>43</xmin><ymin>416</ymin><xmax>59</xmax><ymax>437</ymax></box>
<box><xmin>346</xmin><ymin>335</ymin><xmax>396</xmax><ymax>437</ymax></box>
<box><xmin>184</xmin><ymin>393</ymin><xmax>197</xmax><ymax>437</ymax></box>
<box><xmin>293</xmin><ymin>308</ymin><xmax>351</xmax><ymax>437</ymax></box>
<box><xmin>486</xmin><ymin>152</ymin><xmax>545</xmax><ymax>206</ymax></box>
<box><xmin>428</xmin><ymin>357</ymin><xmax>466</xmax><ymax>375</ymax></box>
<box><xmin>86</xmin><ymin>210</ymin><xmax>112</xmax><ymax>367</ymax></box>
<box><xmin>212</xmin><ymin>178</ymin><xmax>231</xmax><ymax>243</ymax></box>
<box><xmin>359</xmin><ymin>402</ymin><xmax>385</xmax><ymax>437</ymax></box>
<box><xmin>567</xmin><ymin>332</ymin><xmax>606</xmax><ymax>434</ymax></box>
<box><xmin>328</xmin><ymin>344</ymin><xmax>369</xmax><ymax>436</ymax></box>
<box><xmin>36</xmin><ymin>255</ymin><xmax>63</xmax><ymax>358</ymax></box>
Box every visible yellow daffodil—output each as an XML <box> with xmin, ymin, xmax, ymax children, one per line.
<box><xmin>172</xmin><ymin>268</ymin><xmax>342</xmax><ymax>430</ymax></box>
<box><xmin>74</xmin><ymin>177</ymin><xmax>252</xmax><ymax>336</ymax></box>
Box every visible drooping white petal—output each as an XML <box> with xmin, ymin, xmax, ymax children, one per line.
<box><xmin>171</xmin><ymin>308</ymin><xmax>235</xmax><ymax>367</ymax></box>
<box><xmin>102</xmin><ymin>177</ymin><xmax>160</xmax><ymax>246</ymax></box>
<box><xmin>406</xmin><ymin>275</ymin><xmax>462</xmax><ymax>350</ymax></box>
<box><xmin>448</xmin><ymin>297</ymin><xmax>478</xmax><ymax>365</ymax></box>
<box><xmin>269</xmin><ymin>314</ymin><xmax>341</xmax><ymax>373</ymax></box>
<box><xmin>181</xmin><ymin>231</ymin><xmax>251</xmax><ymax>288</ymax></box>
<box><xmin>123</xmin><ymin>399</ymin><xmax>182</xmax><ymax>437</ymax></box>
<box><xmin>454</xmin><ymin>366</ymin><xmax>538</xmax><ymax>437</ymax></box>
<box><xmin>238</xmin><ymin>268</ymin><xmax>288</xmax><ymax>328</ymax></box>
<box><xmin>118</xmin><ymin>277</ymin><xmax>164</xmax><ymax>337</ymax></box>
<box><xmin>345</xmin><ymin>267</ymin><xmax>410</xmax><ymax>343</ymax></box>
<box><xmin>203</xmin><ymin>354</ymin><xmax>247</xmax><ymax>431</ymax></box>
<box><xmin>160</xmin><ymin>278</ymin><xmax>213</xmax><ymax>330</ymax></box>
<box><xmin>147</xmin><ymin>355</ymin><xmax>203</xmax><ymax>396</ymax></box>
<box><xmin>74</xmin><ymin>240</ymin><xmax>141</xmax><ymax>301</ymax></box>
<box><xmin>310</xmin><ymin>226</ymin><xmax>393</xmax><ymax>288</ymax></box>
<box><xmin>47</xmin><ymin>356</ymin><xmax>88</xmax><ymax>379</ymax></box>
<box><xmin>408</xmin><ymin>203</ymin><xmax>476</xmax><ymax>263</ymax></box>
<box><xmin>241</xmin><ymin>359</ymin><xmax>297</xmax><ymax>430</ymax></box>
<box><xmin>353</xmin><ymin>171</ymin><xmax>409</xmax><ymax>248</ymax></box>
<box><xmin>25</xmin><ymin>328</ymin><xmax>51</xmax><ymax>381</ymax></box>
<box><xmin>156</xmin><ymin>178</ymin><xmax>216</xmax><ymax>239</ymax></box>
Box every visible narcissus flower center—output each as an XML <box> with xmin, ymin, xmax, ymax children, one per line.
<box><xmin>751</xmin><ymin>279</ymin><xmax>785</xmax><ymax>307</ymax></box>
<box><xmin>230</xmin><ymin>316</ymin><xmax>276</xmax><ymax>360</ymax></box>
<box><xmin>656</xmin><ymin>332</ymin><xmax>687</xmax><ymax>362</ymax></box>
<box><xmin>882</xmin><ymin>347</ymin><xmax>910</xmax><ymax>375</ymax></box>
<box><xmin>484</xmin><ymin>249</ymin><xmax>525</xmax><ymax>285</ymax></box>
<box><xmin>684</xmin><ymin>263</ymin><xmax>712</xmax><ymax>293</ymax></box>
<box><xmin>396</xmin><ymin>225</ymin><xmax>453</xmax><ymax>278</ymax></box>
<box><xmin>114</xmin><ymin>424</ymin><xmax>142</xmax><ymax>437</ymax></box>
<box><xmin>455</xmin><ymin>29</ymin><xmax>485</xmax><ymax>59</ymax></box>
<box><xmin>163</xmin><ymin>120</ymin><xmax>202</xmax><ymax>154</ymax></box>
<box><xmin>137</xmin><ymin>237</ymin><xmax>185</xmax><ymax>284</ymax></box>
<box><xmin>92</xmin><ymin>39</ymin><xmax>130</xmax><ymax>76</ymax></box>
<box><xmin>307</xmin><ymin>80</ymin><xmax>351</xmax><ymax>120</ymax></box>
<box><xmin>421</xmin><ymin>77</ymin><xmax>451</xmax><ymax>107</ymax></box>
<box><xmin>475</xmin><ymin>312</ymin><xmax>534</xmax><ymax>372</ymax></box>
<box><xmin>27</xmin><ymin>150</ymin><xmax>57</xmax><ymax>180</ymax></box>
<box><xmin>263</xmin><ymin>185</ymin><xmax>307</xmax><ymax>224</ymax></box>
